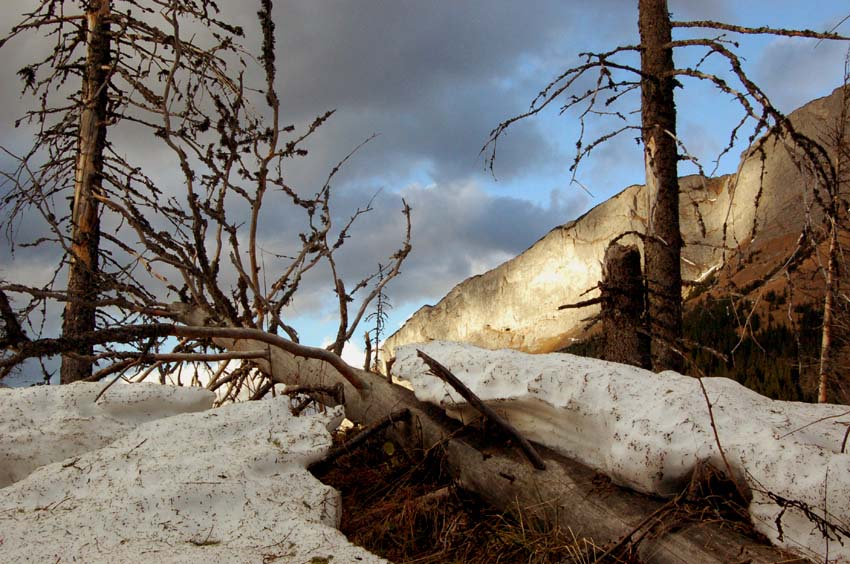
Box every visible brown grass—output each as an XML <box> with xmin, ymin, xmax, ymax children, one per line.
<box><xmin>313</xmin><ymin>425</ymin><xmax>639</xmax><ymax>564</ymax></box>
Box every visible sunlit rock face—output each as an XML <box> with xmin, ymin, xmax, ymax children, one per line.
<box><xmin>384</xmin><ymin>87</ymin><xmax>847</xmax><ymax>358</ymax></box>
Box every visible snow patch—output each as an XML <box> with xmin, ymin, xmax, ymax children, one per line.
<box><xmin>396</xmin><ymin>341</ymin><xmax>850</xmax><ymax>563</ymax></box>
<box><xmin>0</xmin><ymin>382</ymin><xmax>214</xmax><ymax>487</ymax></box>
<box><xmin>0</xmin><ymin>384</ymin><xmax>385</xmax><ymax>563</ymax></box>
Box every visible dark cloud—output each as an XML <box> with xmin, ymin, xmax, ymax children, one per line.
<box><xmin>311</xmin><ymin>179</ymin><xmax>587</xmax><ymax>307</ymax></box>
<box><xmin>1</xmin><ymin>0</ymin><xmax>847</xmax><ymax>364</ymax></box>
<box><xmin>753</xmin><ymin>38</ymin><xmax>848</xmax><ymax>114</ymax></box>
<box><xmin>230</xmin><ymin>0</ymin><xmax>639</xmax><ymax>187</ymax></box>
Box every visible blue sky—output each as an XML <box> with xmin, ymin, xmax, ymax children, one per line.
<box><xmin>1</xmin><ymin>1</ymin><xmax>848</xmax><ymax>377</ymax></box>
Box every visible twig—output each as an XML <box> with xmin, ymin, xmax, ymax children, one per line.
<box><xmin>671</xmin><ymin>20</ymin><xmax>850</xmax><ymax>41</ymax></box>
<box><xmin>416</xmin><ymin>350</ymin><xmax>546</xmax><ymax>471</ymax></box>
<box><xmin>776</xmin><ymin>409</ymin><xmax>850</xmax><ymax>440</ymax></box>
<box><xmin>592</xmin><ymin>491</ymin><xmax>684</xmax><ymax>564</ymax></box>
<box><xmin>307</xmin><ymin>408</ymin><xmax>411</xmax><ymax>474</ymax></box>
<box><xmin>695</xmin><ymin>376</ymin><xmax>748</xmax><ymax>502</ymax></box>
<box><xmin>93</xmin><ymin>371</ymin><xmax>127</xmax><ymax>403</ymax></box>
<box><xmin>558</xmin><ymin>296</ymin><xmax>604</xmax><ymax>310</ymax></box>
<box><xmin>291</xmin><ymin>397</ymin><xmax>313</xmax><ymax>416</ymax></box>
<box><xmin>285</xmin><ymin>383</ymin><xmax>345</xmax><ymax>413</ymax></box>
<box><xmin>761</xmin><ymin>484</ymin><xmax>850</xmax><ymax>544</ymax></box>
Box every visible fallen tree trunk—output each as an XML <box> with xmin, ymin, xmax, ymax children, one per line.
<box><xmin>167</xmin><ymin>315</ymin><xmax>798</xmax><ymax>563</ymax></box>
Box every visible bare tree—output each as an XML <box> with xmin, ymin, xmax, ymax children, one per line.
<box><xmin>365</xmin><ymin>263</ymin><xmax>392</xmax><ymax>372</ymax></box>
<box><xmin>484</xmin><ymin>1</ymin><xmax>848</xmax><ymax>373</ymax></box>
<box><xmin>639</xmin><ymin>0</ymin><xmax>682</xmax><ymax>371</ymax></box>
<box><xmin>61</xmin><ymin>0</ymin><xmax>111</xmax><ymax>383</ymax></box>
<box><xmin>1</xmin><ymin>0</ymin><xmax>247</xmax><ymax>382</ymax></box>
<box><xmin>814</xmin><ymin>58</ymin><xmax>850</xmax><ymax>403</ymax></box>
<box><xmin>0</xmin><ymin>0</ymin><xmax>410</xmax><ymax>394</ymax></box>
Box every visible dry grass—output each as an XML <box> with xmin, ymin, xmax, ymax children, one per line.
<box><xmin>312</xmin><ymin>423</ymin><xmax>773</xmax><ymax>564</ymax></box>
<box><xmin>312</xmin><ymin>425</ymin><xmax>639</xmax><ymax>564</ymax></box>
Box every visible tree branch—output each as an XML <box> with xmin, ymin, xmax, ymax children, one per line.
<box><xmin>671</xmin><ymin>20</ymin><xmax>849</xmax><ymax>40</ymax></box>
<box><xmin>416</xmin><ymin>349</ymin><xmax>546</xmax><ymax>471</ymax></box>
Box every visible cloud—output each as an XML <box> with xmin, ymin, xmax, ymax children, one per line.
<box><xmin>669</xmin><ymin>0</ymin><xmax>734</xmax><ymax>21</ymax></box>
<box><xmin>4</xmin><ymin>0</ymin><xmax>843</xmax><ymax>365</ymax></box>
<box><xmin>753</xmin><ymin>38</ymin><xmax>848</xmax><ymax>113</ymax></box>
<box><xmin>219</xmin><ymin>0</ymin><xmax>643</xmax><ymax>189</ymax></box>
<box><xmin>320</xmin><ymin>179</ymin><xmax>587</xmax><ymax>306</ymax></box>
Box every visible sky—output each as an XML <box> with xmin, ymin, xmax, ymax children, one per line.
<box><xmin>0</xmin><ymin>1</ymin><xmax>848</xmax><ymax>381</ymax></box>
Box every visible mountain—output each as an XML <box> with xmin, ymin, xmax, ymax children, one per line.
<box><xmin>385</xmin><ymin>86</ymin><xmax>849</xmax><ymax>400</ymax></box>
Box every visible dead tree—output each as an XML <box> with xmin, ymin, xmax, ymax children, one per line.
<box><xmin>365</xmin><ymin>263</ymin><xmax>391</xmax><ymax>372</ymax></box>
<box><xmin>815</xmin><ymin>65</ymin><xmax>850</xmax><ymax>404</ymax></box>
<box><xmin>61</xmin><ymin>0</ymin><xmax>111</xmax><ymax>383</ymax></box>
<box><xmin>602</xmin><ymin>243</ymin><xmax>650</xmax><ymax>368</ymax></box>
<box><xmin>484</xmin><ymin>2</ymin><xmax>848</xmax><ymax>373</ymax></box>
<box><xmin>0</xmin><ymin>0</ymin><xmax>410</xmax><ymax>395</ymax></box>
<box><xmin>1</xmin><ymin>0</ymin><xmax>248</xmax><ymax>382</ymax></box>
<box><xmin>639</xmin><ymin>0</ymin><xmax>683</xmax><ymax>371</ymax></box>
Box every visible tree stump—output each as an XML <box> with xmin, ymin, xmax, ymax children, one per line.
<box><xmin>602</xmin><ymin>243</ymin><xmax>650</xmax><ymax>369</ymax></box>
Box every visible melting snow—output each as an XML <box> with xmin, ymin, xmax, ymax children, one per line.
<box><xmin>0</xmin><ymin>382</ymin><xmax>385</xmax><ymax>563</ymax></box>
<box><xmin>0</xmin><ymin>382</ymin><xmax>213</xmax><ymax>487</ymax></box>
<box><xmin>396</xmin><ymin>341</ymin><xmax>850</xmax><ymax>563</ymax></box>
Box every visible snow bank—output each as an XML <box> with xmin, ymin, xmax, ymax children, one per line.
<box><xmin>396</xmin><ymin>341</ymin><xmax>850</xmax><ymax>563</ymax></box>
<box><xmin>0</xmin><ymin>382</ymin><xmax>214</xmax><ymax>487</ymax></box>
<box><xmin>0</xmin><ymin>384</ymin><xmax>386</xmax><ymax>563</ymax></box>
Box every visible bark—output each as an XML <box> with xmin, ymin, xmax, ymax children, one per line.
<box><xmin>818</xmin><ymin>223</ymin><xmax>838</xmax><ymax>403</ymax></box>
<box><xmin>639</xmin><ymin>0</ymin><xmax>683</xmax><ymax>372</ymax></box>
<box><xmin>363</xmin><ymin>330</ymin><xmax>372</xmax><ymax>372</ymax></box>
<box><xmin>61</xmin><ymin>0</ymin><xmax>111</xmax><ymax>383</ymax></box>
<box><xmin>818</xmin><ymin>82</ymin><xmax>849</xmax><ymax>404</ymax></box>
<box><xmin>170</xmin><ymin>311</ymin><xmax>792</xmax><ymax>563</ymax></box>
<box><xmin>602</xmin><ymin>243</ymin><xmax>650</xmax><ymax>368</ymax></box>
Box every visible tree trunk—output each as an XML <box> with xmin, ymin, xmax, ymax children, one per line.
<box><xmin>170</xmin><ymin>311</ymin><xmax>793</xmax><ymax>563</ymax></box>
<box><xmin>818</xmin><ymin>82</ymin><xmax>849</xmax><ymax>404</ymax></box>
<box><xmin>602</xmin><ymin>243</ymin><xmax>650</xmax><ymax>368</ymax></box>
<box><xmin>639</xmin><ymin>0</ymin><xmax>683</xmax><ymax>372</ymax></box>
<box><xmin>61</xmin><ymin>0</ymin><xmax>111</xmax><ymax>384</ymax></box>
<box><xmin>818</xmin><ymin>224</ymin><xmax>838</xmax><ymax>403</ymax></box>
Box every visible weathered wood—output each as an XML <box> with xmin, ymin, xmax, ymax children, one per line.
<box><xmin>189</xmin><ymin>322</ymin><xmax>798</xmax><ymax>564</ymax></box>
<box><xmin>602</xmin><ymin>243</ymin><xmax>650</xmax><ymax>368</ymax></box>
<box><xmin>417</xmin><ymin>349</ymin><xmax>546</xmax><ymax>471</ymax></box>
<box><xmin>62</xmin><ymin>0</ymin><xmax>112</xmax><ymax>383</ymax></box>
<box><xmin>639</xmin><ymin>0</ymin><xmax>684</xmax><ymax>372</ymax></box>
<box><xmin>363</xmin><ymin>331</ymin><xmax>372</xmax><ymax>372</ymax></box>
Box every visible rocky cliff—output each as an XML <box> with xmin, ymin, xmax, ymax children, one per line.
<box><xmin>384</xmin><ymin>86</ymin><xmax>847</xmax><ymax>359</ymax></box>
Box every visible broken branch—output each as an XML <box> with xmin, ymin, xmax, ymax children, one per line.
<box><xmin>416</xmin><ymin>349</ymin><xmax>546</xmax><ymax>471</ymax></box>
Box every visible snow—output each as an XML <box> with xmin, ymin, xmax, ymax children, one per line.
<box><xmin>0</xmin><ymin>382</ymin><xmax>386</xmax><ymax>563</ymax></box>
<box><xmin>396</xmin><ymin>341</ymin><xmax>850</xmax><ymax>563</ymax></box>
<box><xmin>0</xmin><ymin>382</ymin><xmax>214</xmax><ymax>487</ymax></box>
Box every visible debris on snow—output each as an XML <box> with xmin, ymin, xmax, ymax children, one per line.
<box><xmin>0</xmin><ymin>382</ymin><xmax>213</xmax><ymax>487</ymax></box>
<box><xmin>0</xmin><ymin>383</ymin><xmax>386</xmax><ymax>564</ymax></box>
<box><xmin>396</xmin><ymin>341</ymin><xmax>850</xmax><ymax>563</ymax></box>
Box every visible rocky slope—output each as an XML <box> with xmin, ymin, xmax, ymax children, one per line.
<box><xmin>384</xmin><ymin>86</ymin><xmax>847</xmax><ymax>360</ymax></box>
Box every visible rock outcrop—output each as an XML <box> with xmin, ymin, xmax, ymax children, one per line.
<box><xmin>384</xmin><ymin>87</ymin><xmax>847</xmax><ymax>358</ymax></box>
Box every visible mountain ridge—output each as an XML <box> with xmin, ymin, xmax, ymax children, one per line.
<box><xmin>384</xmin><ymin>86</ymin><xmax>849</xmax><ymax>375</ymax></box>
